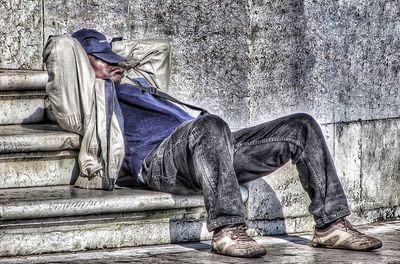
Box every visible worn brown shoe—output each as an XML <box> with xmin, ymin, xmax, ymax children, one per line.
<box><xmin>312</xmin><ymin>219</ymin><xmax>382</xmax><ymax>251</ymax></box>
<box><xmin>211</xmin><ymin>224</ymin><xmax>266</xmax><ymax>258</ymax></box>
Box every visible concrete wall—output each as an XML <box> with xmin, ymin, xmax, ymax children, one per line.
<box><xmin>1</xmin><ymin>0</ymin><xmax>399</xmax><ymax>233</ymax></box>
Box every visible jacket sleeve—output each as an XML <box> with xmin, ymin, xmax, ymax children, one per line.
<box><xmin>112</xmin><ymin>39</ymin><xmax>171</xmax><ymax>92</ymax></box>
<box><xmin>43</xmin><ymin>35</ymin><xmax>125</xmax><ymax>190</ymax></box>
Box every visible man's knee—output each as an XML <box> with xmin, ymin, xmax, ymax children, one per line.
<box><xmin>44</xmin><ymin>35</ymin><xmax>80</xmax><ymax>64</ymax></box>
<box><xmin>192</xmin><ymin>114</ymin><xmax>231</xmax><ymax>138</ymax></box>
<box><xmin>288</xmin><ymin>113</ymin><xmax>320</xmax><ymax>130</ymax></box>
<box><xmin>49</xmin><ymin>34</ymin><xmax>76</xmax><ymax>47</ymax></box>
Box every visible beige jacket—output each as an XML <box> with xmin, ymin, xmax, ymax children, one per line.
<box><xmin>43</xmin><ymin>34</ymin><xmax>171</xmax><ymax>189</ymax></box>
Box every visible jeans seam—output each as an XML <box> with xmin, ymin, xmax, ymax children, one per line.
<box><xmin>148</xmin><ymin>137</ymin><xmax>192</xmax><ymax>180</ymax></box>
<box><xmin>191</xmin><ymin>128</ymin><xmax>217</xmax><ymax>193</ymax></box>
<box><xmin>152</xmin><ymin>119</ymin><xmax>194</xmax><ymax>163</ymax></box>
<box><xmin>158</xmin><ymin>137</ymin><xmax>192</xmax><ymax>159</ymax></box>
<box><xmin>234</xmin><ymin>137</ymin><xmax>303</xmax><ymax>152</ymax></box>
<box><xmin>302</xmin><ymin>155</ymin><xmax>326</xmax><ymax>199</ymax></box>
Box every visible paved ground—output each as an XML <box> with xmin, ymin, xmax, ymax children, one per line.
<box><xmin>1</xmin><ymin>221</ymin><xmax>399</xmax><ymax>264</ymax></box>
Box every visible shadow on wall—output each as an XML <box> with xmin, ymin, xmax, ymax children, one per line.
<box><xmin>245</xmin><ymin>177</ymin><xmax>310</xmax><ymax>245</ymax></box>
<box><xmin>244</xmin><ymin>178</ymin><xmax>290</xmax><ymax>236</ymax></box>
<box><xmin>167</xmin><ymin>177</ymin><xmax>310</xmax><ymax>249</ymax></box>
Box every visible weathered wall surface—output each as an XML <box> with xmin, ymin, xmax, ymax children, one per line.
<box><xmin>0</xmin><ymin>0</ymin><xmax>43</xmax><ymax>69</ymax></box>
<box><xmin>248</xmin><ymin>0</ymin><xmax>400</xmax><ymax>125</ymax></box>
<box><xmin>245</xmin><ymin>0</ymin><xmax>400</xmax><ymax>233</ymax></box>
<box><xmin>1</xmin><ymin>0</ymin><xmax>399</xmax><ymax>233</ymax></box>
<box><xmin>4</xmin><ymin>1</ymin><xmax>400</xmax><ymax>126</ymax></box>
<box><xmin>129</xmin><ymin>0</ymin><xmax>251</xmax><ymax>128</ymax></box>
<box><xmin>1</xmin><ymin>0</ymin><xmax>250</xmax><ymax>128</ymax></box>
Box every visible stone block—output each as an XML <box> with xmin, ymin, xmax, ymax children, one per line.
<box><xmin>0</xmin><ymin>151</ymin><xmax>78</xmax><ymax>189</ymax></box>
<box><xmin>0</xmin><ymin>185</ymin><xmax>205</xmax><ymax>220</ymax></box>
<box><xmin>358</xmin><ymin>118</ymin><xmax>400</xmax><ymax>211</ymax></box>
<box><xmin>332</xmin><ymin>121</ymin><xmax>362</xmax><ymax>205</ymax></box>
<box><xmin>0</xmin><ymin>0</ymin><xmax>43</xmax><ymax>69</ymax></box>
<box><xmin>249</xmin><ymin>215</ymin><xmax>315</xmax><ymax>235</ymax></box>
<box><xmin>44</xmin><ymin>0</ymin><xmax>130</xmax><ymax>41</ymax></box>
<box><xmin>304</xmin><ymin>0</ymin><xmax>400</xmax><ymax>122</ymax></box>
<box><xmin>0</xmin><ymin>210</ymin><xmax>210</xmax><ymax>257</ymax></box>
<box><xmin>325</xmin><ymin>118</ymin><xmax>400</xmax><ymax>223</ymax></box>
<box><xmin>248</xmin><ymin>1</ymin><xmax>400</xmax><ymax>125</ymax></box>
<box><xmin>0</xmin><ymin>124</ymin><xmax>80</xmax><ymax>153</ymax></box>
<box><xmin>248</xmin><ymin>0</ymin><xmax>335</xmax><ymax>125</ymax></box>
<box><xmin>129</xmin><ymin>0</ymin><xmax>251</xmax><ymax>129</ymax></box>
<box><xmin>0</xmin><ymin>185</ymin><xmax>209</xmax><ymax>256</ymax></box>
<box><xmin>245</xmin><ymin>163</ymin><xmax>310</xmax><ymax>224</ymax></box>
<box><xmin>0</xmin><ymin>91</ymin><xmax>45</xmax><ymax>125</ymax></box>
<box><xmin>0</xmin><ymin>124</ymin><xmax>81</xmax><ymax>188</ymax></box>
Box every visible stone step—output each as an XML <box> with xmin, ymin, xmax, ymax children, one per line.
<box><xmin>0</xmin><ymin>124</ymin><xmax>79</xmax><ymax>153</ymax></box>
<box><xmin>0</xmin><ymin>185</ymin><xmax>209</xmax><ymax>257</ymax></box>
<box><xmin>0</xmin><ymin>90</ymin><xmax>46</xmax><ymax>125</ymax></box>
<box><xmin>0</xmin><ymin>124</ymin><xmax>80</xmax><ymax>189</ymax></box>
<box><xmin>0</xmin><ymin>70</ymin><xmax>47</xmax><ymax>125</ymax></box>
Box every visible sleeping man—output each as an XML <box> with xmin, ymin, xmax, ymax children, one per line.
<box><xmin>43</xmin><ymin>28</ymin><xmax>382</xmax><ymax>258</ymax></box>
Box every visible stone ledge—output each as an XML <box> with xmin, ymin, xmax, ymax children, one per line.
<box><xmin>0</xmin><ymin>185</ymin><xmax>205</xmax><ymax>221</ymax></box>
<box><xmin>0</xmin><ymin>90</ymin><xmax>46</xmax><ymax>99</ymax></box>
<box><xmin>0</xmin><ymin>150</ymin><xmax>78</xmax><ymax>189</ymax></box>
<box><xmin>0</xmin><ymin>70</ymin><xmax>47</xmax><ymax>90</ymax></box>
<box><xmin>0</xmin><ymin>124</ymin><xmax>80</xmax><ymax>153</ymax></box>
<box><xmin>0</xmin><ymin>209</ymin><xmax>210</xmax><ymax>257</ymax></box>
<box><xmin>0</xmin><ymin>91</ymin><xmax>46</xmax><ymax>125</ymax></box>
<box><xmin>0</xmin><ymin>185</ymin><xmax>209</xmax><ymax>257</ymax></box>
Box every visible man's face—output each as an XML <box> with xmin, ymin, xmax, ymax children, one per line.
<box><xmin>87</xmin><ymin>55</ymin><xmax>123</xmax><ymax>83</ymax></box>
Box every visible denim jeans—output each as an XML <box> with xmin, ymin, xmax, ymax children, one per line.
<box><xmin>141</xmin><ymin>113</ymin><xmax>351</xmax><ymax>231</ymax></box>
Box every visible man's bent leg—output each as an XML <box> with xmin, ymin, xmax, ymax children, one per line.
<box><xmin>142</xmin><ymin>114</ymin><xmax>267</xmax><ymax>257</ymax></box>
<box><xmin>233</xmin><ymin>113</ymin><xmax>382</xmax><ymax>251</ymax></box>
<box><xmin>232</xmin><ymin>113</ymin><xmax>350</xmax><ymax>227</ymax></box>
<box><xmin>43</xmin><ymin>35</ymin><xmax>95</xmax><ymax>135</ymax></box>
<box><xmin>142</xmin><ymin>114</ymin><xmax>245</xmax><ymax>231</ymax></box>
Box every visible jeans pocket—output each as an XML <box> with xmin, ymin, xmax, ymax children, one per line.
<box><xmin>145</xmin><ymin>157</ymin><xmax>176</xmax><ymax>191</ymax></box>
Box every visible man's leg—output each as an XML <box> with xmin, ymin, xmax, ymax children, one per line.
<box><xmin>232</xmin><ymin>112</ymin><xmax>381</xmax><ymax>251</ymax></box>
<box><xmin>141</xmin><ymin>114</ymin><xmax>266</xmax><ymax>257</ymax></box>
<box><xmin>233</xmin><ymin>113</ymin><xmax>350</xmax><ymax>227</ymax></box>
<box><xmin>142</xmin><ymin>114</ymin><xmax>245</xmax><ymax>230</ymax></box>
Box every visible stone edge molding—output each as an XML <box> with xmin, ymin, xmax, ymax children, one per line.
<box><xmin>0</xmin><ymin>70</ymin><xmax>47</xmax><ymax>90</ymax></box>
<box><xmin>0</xmin><ymin>185</ymin><xmax>248</xmax><ymax>220</ymax></box>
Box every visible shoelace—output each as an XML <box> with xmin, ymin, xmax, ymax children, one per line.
<box><xmin>343</xmin><ymin>219</ymin><xmax>364</xmax><ymax>235</ymax></box>
<box><xmin>226</xmin><ymin>224</ymin><xmax>253</xmax><ymax>242</ymax></box>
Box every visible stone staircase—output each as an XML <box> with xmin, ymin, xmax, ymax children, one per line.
<box><xmin>0</xmin><ymin>70</ymin><xmax>213</xmax><ymax>257</ymax></box>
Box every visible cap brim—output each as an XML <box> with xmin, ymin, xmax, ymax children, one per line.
<box><xmin>91</xmin><ymin>51</ymin><xmax>125</xmax><ymax>64</ymax></box>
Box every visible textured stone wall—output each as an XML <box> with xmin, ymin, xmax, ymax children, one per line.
<box><xmin>3</xmin><ymin>1</ymin><xmax>399</xmax><ymax>126</ymax></box>
<box><xmin>245</xmin><ymin>0</ymin><xmax>400</xmax><ymax>234</ymax></box>
<box><xmin>0</xmin><ymin>0</ymin><xmax>44</xmax><ymax>69</ymax></box>
<box><xmin>128</xmin><ymin>0</ymin><xmax>251</xmax><ymax>127</ymax></box>
<box><xmin>1</xmin><ymin>0</ymin><xmax>250</xmax><ymax>128</ymax></box>
<box><xmin>248</xmin><ymin>0</ymin><xmax>400</xmax><ymax>125</ymax></box>
<box><xmin>1</xmin><ymin>0</ymin><xmax>399</xmax><ymax>233</ymax></box>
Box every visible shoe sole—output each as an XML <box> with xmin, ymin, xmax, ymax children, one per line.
<box><xmin>311</xmin><ymin>241</ymin><xmax>383</xmax><ymax>252</ymax></box>
<box><xmin>210</xmin><ymin>248</ymin><xmax>267</xmax><ymax>258</ymax></box>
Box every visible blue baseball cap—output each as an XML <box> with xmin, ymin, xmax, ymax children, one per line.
<box><xmin>71</xmin><ymin>28</ymin><xmax>125</xmax><ymax>64</ymax></box>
